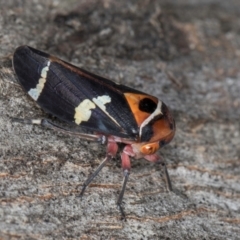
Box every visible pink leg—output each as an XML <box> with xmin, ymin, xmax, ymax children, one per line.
<box><xmin>107</xmin><ymin>139</ymin><xmax>118</xmax><ymax>156</ymax></box>
<box><xmin>121</xmin><ymin>149</ymin><xmax>131</xmax><ymax>171</ymax></box>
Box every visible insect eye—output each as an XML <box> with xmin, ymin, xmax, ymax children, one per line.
<box><xmin>140</xmin><ymin>142</ymin><xmax>159</xmax><ymax>155</ymax></box>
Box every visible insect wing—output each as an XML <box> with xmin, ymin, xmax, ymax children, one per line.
<box><xmin>13</xmin><ymin>46</ymin><xmax>140</xmax><ymax>139</ymax></box>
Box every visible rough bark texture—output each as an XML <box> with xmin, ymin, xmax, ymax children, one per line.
<box><xmin>0</xmin><ymin>0</ymin><xmax>240</xmax><ymax>239</ymax></box>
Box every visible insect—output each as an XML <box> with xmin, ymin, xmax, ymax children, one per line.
<box><xmin>13</xmin><ymin>46</ymin><xmax>175</xmax><ymax>219</ymax></box>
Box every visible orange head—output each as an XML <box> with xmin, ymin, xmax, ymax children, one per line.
<box><xmin>139</xmin><ymin>101</ymin><xmax>175</xmax><ymax>155</ymax></box>
<box><xmin>125</xmin><ymin>93</ymin><xmax>175</xmax><ymax>156</ymax></box>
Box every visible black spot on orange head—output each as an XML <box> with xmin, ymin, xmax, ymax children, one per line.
<box><xmin>124</xmin><ymin>93</ymin><xmax>158</xmax><ymax>127</ymax></box>
<box><xmin>139</xmin><ymin>98</ymin><xmax>157</xmax><ymax>113</ymax></box>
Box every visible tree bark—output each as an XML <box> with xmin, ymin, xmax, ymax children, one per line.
<box><xmin>0</xmin><ymin>0</ymin><xmax>239</xmax><ymax>239</ymax></box>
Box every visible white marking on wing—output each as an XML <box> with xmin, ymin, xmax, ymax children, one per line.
<box><xmin>28</xmin><ymin>61</ymin><xmax>51</xmax><ymax>101</ymax></box>
<box><xmin>92</xmin><ymin>95</ymin><xmax>120</xmax><ymax>127</ymax></box>
<box><xmin>74</xmin><ymin>99</ymin><xmax>96</xmax><ymax>125</ymax></box>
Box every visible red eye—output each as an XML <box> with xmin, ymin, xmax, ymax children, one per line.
<box><xmin>140</xmin><ymin>142</ymin><xmax>160</xmax><ymax>155</ymax></box>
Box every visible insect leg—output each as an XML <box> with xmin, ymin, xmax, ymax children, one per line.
<box><xmin>116</xmin><ymin>150</ymin><xmax>131</xmax><ymax>220</ymax></box>
<box><xmin>12</xmin><ymin>118</ymin><xmax>103</xmax><ymax>142</ymax></box>
<box><xmin>163</xmin><ymin>162</ymin><xmax>172</xmax><ymax>191</ymax></box>
<box><xmin>117</xmin><ymin>169</ymin><xmax>129</xmax><ymax>220</ymax></box>
<box><xmin>78</xmin><ymin>140</ymin><xmax>118</xmax><ymax>197</ymax></box>
<box><xmin>144</xmin><ymin>154</ymin><xmax>172</xmax><ymax>191</ymax></box>
<box><xmin>78</xmin><ymin>154</ymin><xmax>112</xmax><ymax>197</ymax></box>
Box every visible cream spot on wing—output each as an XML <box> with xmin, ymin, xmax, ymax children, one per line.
<box><xmin>92</xmin><ymin>95</ymin><xmax>120</xmax><ymax>126</ymax></box>
<box><xmin>28</xmin><ymin>61</ymin><xmax>51</xmax><ymax>101</ymax></box>
<box><xmin>74</xmin><ymin>99</ymin><xmax>96</xmax><ymax>125</ymax></box>
<box><xmin>92</xmin><ymin>95</ymin><xmax>111</xmax><ymax>112</ymax></box>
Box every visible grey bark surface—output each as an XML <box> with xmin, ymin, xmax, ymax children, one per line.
<box><xmin>0</xmin><ymin>0</ymin><xmax>240</xmax><ymax>239</ymax></box>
